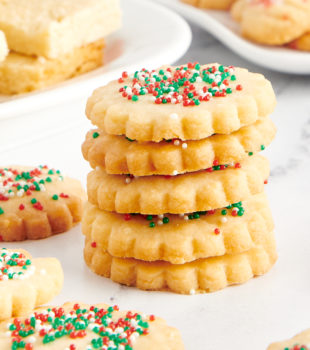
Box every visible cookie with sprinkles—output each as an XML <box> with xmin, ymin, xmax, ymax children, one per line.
<box><xmin>267</xmin><ymin>329</ymin><xmax>310</xmax><ymax>350</ymax></box>
<box><xmin>181</xmin><ymin>0</ymin><xmax>236</xmax><ymax>10</ymax></box>
<box><xmin>86</xmin><ymin>63</ymin><xmax>276</xmax><ymax>142</ymax></box>
<box><xmin>84</xmin><ymin>230</ymin><xmax>277</xmax><ymax>294</ymax></box>
<box><xmin>0</xmin><ymin>248</ymin><xmax>63</xmax><ymax>321</ymax></box>
<box><xmin>0</xmin><ymin>301</ymin><xmax>184</xmax><ymax>350</ymax></box>
<box><xmin>0</xmin><ymin>166</ymin><xmax>86</xmax><ymax>241</ymax></box>
<box><xmin>231</xmin><ymin>0</ymin><xmax>310</xmax><ymax>46</ymax></box>
<box><xmin>83</xmin><ymin>192</ymin><xmax>274</xmax><ymax>264</ymax></box>
<box><xmin>82</xmin><ymin>117</ymin><xmax>276</xmax><ymax>176</ymax></box>
<box><xmin>87</xmin><ymin>154</ymin><xmax>269</xmax><ymax>215</ymax></box>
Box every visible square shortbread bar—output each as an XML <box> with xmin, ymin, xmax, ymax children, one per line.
<box><xmin>0</xmin><ymin>0</ymin><xmax>121</xmax><ymax>59</ymax></box>
<box><xmin>0</xmin><ymin>39</ymin><xmax>105</xmax><ymax>94</ymax></box>
<box><xmin>0</xmin><ymin>30</ymin><xmax>8</xmax><ymax>62</ymax></box>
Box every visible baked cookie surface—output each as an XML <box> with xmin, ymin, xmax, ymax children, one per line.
<box><xmin>0</xmin><ymin>248</ymin><xmax>63</xmax><ymax>321</ymax></box>
<box><xmin>84</xmin><ymin>230</ymin><xmax>277</xmax><ymax>294</ymax></box>
<box><xmin>83</xmin><ymin>193</ymin><xmax>274</xmax><ymax>264</ymax></box>
<box><xmin>0</xmin><ymin>166</ymin><xmax>86</xmax><ymax>240</ymax></box>
<box><xmin>82</xmin><ymin>117</ymin><xmax>276</xmax><ymax>176</ymax></box>
<box><xmin>87</xmin><ymin>154</ymin><xmax>269</xmax><ymax>214</ymax></box>
<box><xmin>0</xmin><ymin>0</ymin><xmax>121</xmax><ymax>59</ymax></box>
<box><xmin>267</xmin><ymin>329</ymin><xmax>310</xmax><ymax>350</ymax></box>
<box><xmin>231</xmin><ymin>0</ymin><xmax>310</xmax><ymax>45</ymax></box>
<box><xmin>181</xmin><ymin>0</ymin><xmax>236</xmax><ymax>10</ymax></box>
<box><xmin>289</xmin><ymin>32</ymin><xmax>310</xmax><ymax>51</ymax></box>
<box><xmin>0</xmin><ymin>39</ymin><xmax>104</xmax><ymax>94</ymax></box>
<box><xmin>0</xmin><ymin>302</ymin><xmax>184</xmax><ymax>350</ymax></box>
<box><xmin>86</xmin><ymin>63</ymin><xmax>276</xmax><ymax>142</ymax></box>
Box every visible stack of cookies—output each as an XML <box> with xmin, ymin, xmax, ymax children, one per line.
<box><xmin>82</xmin><ymin>62</ymin><xmax>277</xmax><ymax>294</ymax></box>
<box><xmin>0</xmin><ymin>0</ymin><xmax>121</xmax><ymax>94</ymax></box>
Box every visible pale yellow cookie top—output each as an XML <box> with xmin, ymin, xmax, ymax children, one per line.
<box><xmin>0</xmin><ymin>30</ymin><xmax>8</xmax><ymax>62</ymax></box>
<box><xmin>0</xmin><ymin>0</ymin><xmax>121</xmax><ymax>58</ymax></box>
<box><xmin>0</xmin><ymin>302</ymin><xmax>184</xmax><ymax>350</ymax></box>
<box><xmin>267</xmin><ymin>329</ymin><xmax>310</xmax><ymax>350</ymax></box>
<box><xmin>86</xmin><ymin>63</ymin><xmax>276</xmax><ymax>142</ymax></box>
<box><xmin>232</xmin><ymin>0</ymin><xmax>310</xmax><ymax>45</ymax></box>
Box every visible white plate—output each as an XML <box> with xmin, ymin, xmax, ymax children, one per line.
<box><xmin>0</xmin><ymin>0</ymin><xmax>191</xmax><ymax>120</ymax></box>
<box><xmin>155</xmin><ymin>0</ymin><xmax>310</xmax><ymax>74</ymax></box>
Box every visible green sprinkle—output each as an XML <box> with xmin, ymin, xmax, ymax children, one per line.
<box><xmin>149</xmin><ymin>222</ymin><xmax>155</xmax><ymax>228</ymax></box>
<box><xmin>132</xmin><ymin>95</ymin><xmax>139</xmax><ymax>102</ymax></box>
<box><xmin>52</xmin><ymin>195</ymin><xmax>58</xmax><ymax>200</ymax></box>
<box><xmin>248</xmin><ymin>152</ymin><xmax>253</xmax><ymax>156</ymax></box>
<box><xmin>93</xmin><ymin>132</ymin><xmax>100</xmax><ymax>139</ymax></box>
<box><xmin>30</xmin><ymin>198</ymin><xmax>37</xmax><ymax>204</ymax></box>
<box><xmin>146</xmin><ymin>215</ymin><xmax>153</xmax><ymax>221</ymax></box>
<box><xmin>163</xmin><ymin>217</ymin><xmax>169</xmax><ymax>224</ymax></box>
<box><xmin>0</xmin><ymin>207</ymin><xmax>3</xmax><ymax>215</ymax></box>
<box><xmin>221</xmin><ymin>209</ymin><xmax>227</xmax><ymax>216</ymax></box>
<box><xmin>261</xmin><ymin>145</ymin><xmax>265</xmax><ymax>150</ymax></box>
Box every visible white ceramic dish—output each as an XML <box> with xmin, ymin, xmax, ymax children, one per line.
<box><xmin>0</xmin><ymin>0</ymin><xmax>191</xmax><ymax>120</ymax></box>
<box><xmin>155</xmin><ymin>0</ymin><xmax>310</xmax><ymax>74</ymax></box>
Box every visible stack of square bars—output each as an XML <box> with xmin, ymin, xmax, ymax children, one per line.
<box><xmin>82</xmin><ymin>63</ymin><xmax>277</xmax><ymax>294</ymax></box>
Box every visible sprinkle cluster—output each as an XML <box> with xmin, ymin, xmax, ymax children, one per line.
<box><xmin>284</xmin><ymin>346</ymin><xmax>309</xmax><ymax>350</ymax></box>
<box><xmin>122</xmin><ymin>201</ymin><xmax>245</xmax><ymax>228</ymax></box>
<box><xmin>7</xmin><ymin>304</ymin><xmax>154</xmax><ymax>350</ymax></box>
<box><xmin>0</xmin><ymin>248</ymin><xmax>34</xmax><ymax>281</ymax></box>
<box><xmin>118</xmin><ymin>63</ymin><xmax>243</xmax><ymax>106</ymax></box>
<box><xmin>0</xmin><ymin>166</ymin><xmax>68</xmax><ymax>215</ymax></box>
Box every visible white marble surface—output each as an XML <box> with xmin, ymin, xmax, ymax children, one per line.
<box><xmin>1</xmin><ymin>19</ymin><xmax>310</xmax><ymax>350</ymax></box>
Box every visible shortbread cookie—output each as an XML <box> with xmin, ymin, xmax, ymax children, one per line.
<box><xmin>289</xmin><ymin>32</ymin><xmax>310</xmax><ymax>51</ymax></box>
<box><xmin>87</xmin><ymin>154</ymin><xmax>269</xmax><ymax>214</ymax></box>
<box><xmin>0</xmin><ymin>302</ymin><xmax>184</xmax><ymax>350</ymax></box>
<box><xmin>83</xmin><ymin>193</ymin><xmax>274</xmax><ymax>264</ymax></box>
<box><xmin>0</xmin><ymin>248</ymin><xmax>63</xmax><ymax>321</ymax></box>
<box><xmin>0</xmin><ymin>39</ymin><xmax>104</xmax><ymax>95</ymax></box>
<box><xmin>86</xmin><ymin>63</ymin><xmax>276</xmax><ymax>142</ymax></box>
<box><xmin>0</xmin><ymin>30</ymin><xmax>8</xmax><ymax>63</ymax></box>
<box><xmin>84</xmin><ymin>231</ymin><xmax>277</xmax><ymax>294</ymax></box>
<box><xmin>0</xmin><ymin>0</ymin><xmax>121</xmax><ymax>59</ymax></box>
<box><xmin>182</xmin><ymin>0</ymin><xmax>236</xmax><ymax>10</ymax></box>
<box><xmin>231</xmin><ymin>0</ymin><xmax>310</xmax><ymax>45</ymax></box>
<box><xmin>0</xmin><ymin>166</ymin><xmax>86</xmax><ymax>241</ymax></box>
<box><xmin>268</xmin><ymin>329</ymin><xmax>310</xmax><ymax>350</ymax></box>
<box><xmin>82</xmin><ymin>117</ymin><xmax>276</xmax><ymax>176</ymax></box>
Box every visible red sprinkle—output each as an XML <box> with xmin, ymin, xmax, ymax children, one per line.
<box><xmin>214</xmin><ymin>228</ymin><xmax>220</xmax><ymax>235</ymax></box>
<box><xmin>91</xmin><ymin>242</ymin><xmax>97</xmax><ymax>248</ymax></box>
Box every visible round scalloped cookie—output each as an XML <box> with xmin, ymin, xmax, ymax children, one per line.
<box><xmin>87</xmin><ymin>154</ymin><xmax>269</xmax><ymax>215</ymax></box>
<box><xmin>231</xmin><ymin>0</ymin><xmax>310</xmax><ymax>45</ymax></box>
<box><xmin>288</xmin><ymin>31</ymin><xmax>310</xmax><ymax>51</ymax></box>
<box><xmin>181</xmin><ymin>0</ymin><xmax>236</xmax><ymax>10</ymax></box>
<box><xmin>84</xmin><ymin>231</ymin><xmax>277</xmax><ymax>294</ymax></box>
<box><xmin>83</xmin><ymin>192</ymin><xmax>274</xmax><ymax>264</ymax></box>
<box><xmin>0</xmin><ymin>302</ymin><xmax>184</xmax><ymax>350</ymax></box>
<box><xmin>0</xmin><ymin>248</ymin><xmax>63</xmax><ymax>321</ymax></box>
<box><xmin>0</xmin><ymin>166</ymin><xmax>86</xmax><ymax>241</ymax></box>
<box><xmin>82</xmin><ymin>117</ymin><xmax>276</xmax><ymax>176</ymax></box>
<box><xmin>86</xmin><ymin>63</ymin><xmax>276</xmax><ymax>142</ymax></box>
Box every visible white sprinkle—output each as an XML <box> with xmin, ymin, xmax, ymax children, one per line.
<box><xmin>125</xmin><ymin>178</ymin><xmax>131</xmax><ymax>184</ymax></box>
<box><xmin>158</xmin><ymin>214</ymin><xmax>164</xmax><ymax>219</ymax></box>
<box><xmin>172</xmin><ymin>170</ymin><xmax>178</xmax><ymax>176</ymax></box>
<box><xmin>184</xmin><ymin>215</ymin><xmax>189</xmax><ymax>221</ymax></box>
<box><xmin>182</xmin><ymin>143</ymin><xmax>188</xmax><ymax>149</ymax></box>
<box><xmin>190</xmin><ymin>289</ymin><xmax>196</xmax><ymax>295</ymax></box>
<box><xmin>173</xmin><ymin>140</ymin><xmax>180</xmax><ymax>146</ymax></box>
<box><xmin>170</xmin><ymin>113</ymin><xmax>179</xmax><ymax>119</ymax></box>
<box><xmin>221</xmin><ymin>217</ymin><xmax>228</xmax><ymax>223</ymax></box>
<box><xmin>157</xmin><ymin>220</ymin><xmax>163</xmax><ymax>225</ymax></box>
